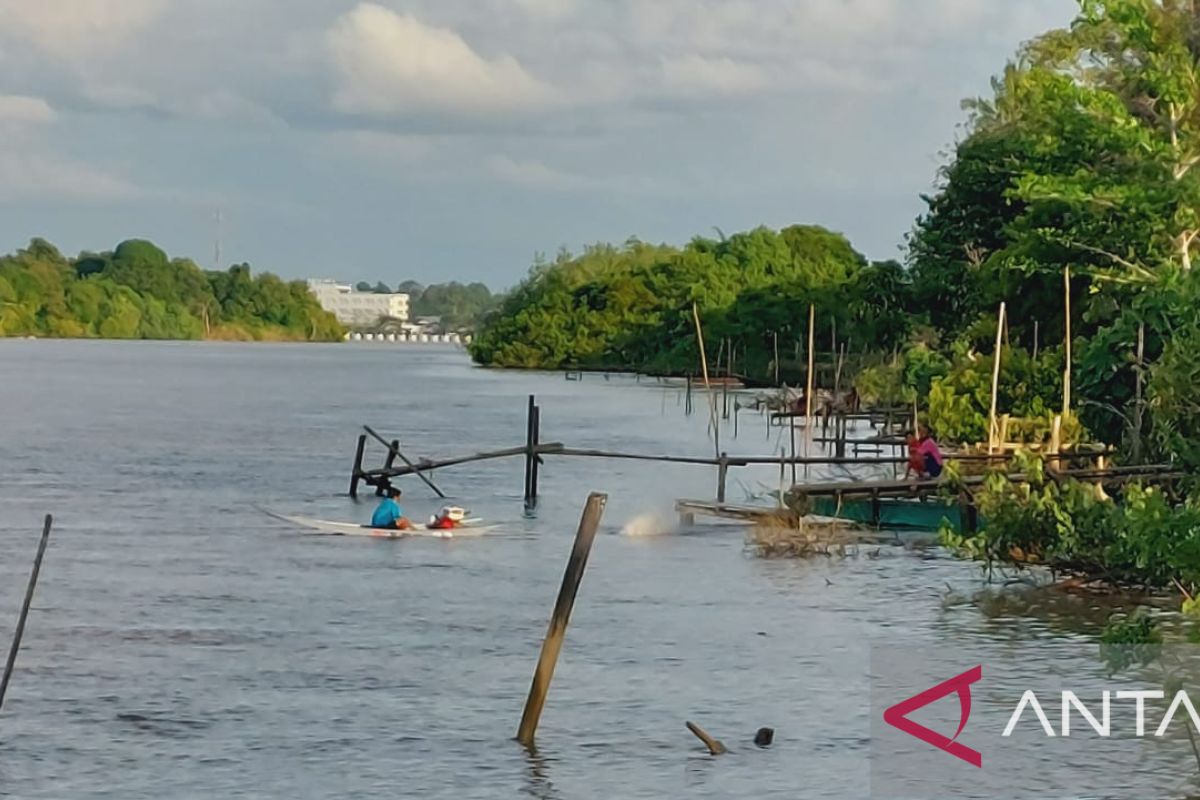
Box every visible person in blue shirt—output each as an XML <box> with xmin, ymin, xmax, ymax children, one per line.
<box><xmin>371</xmin><ymin>487</ymin><xmax>412</xmax><ymax>530</ymax></box>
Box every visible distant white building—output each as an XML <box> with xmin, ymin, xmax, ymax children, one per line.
<box><xmin>307</xmin><ymin>280</ymin><xmax>410</xmax><ymax>326</ymax></box>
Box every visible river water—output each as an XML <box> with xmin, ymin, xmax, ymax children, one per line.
<box><xmin>0</xmin><ymin>342</ymin><xmax>1187</xmax><ymax>799</ymax></box>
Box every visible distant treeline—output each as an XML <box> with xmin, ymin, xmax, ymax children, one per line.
<box><xmin>0</xmin><ymin>238</ymin><xmax>343</xmax><ymax>342</ymax></box>
<box><xmin>468</xmin><ymin>226</ymin><xmax>909</xmax><ymax>382</ymax></box>
<box><xmin>355</xmin><ymin>279</ymin><xmax>499</xmax><ymax>331</ymax></box>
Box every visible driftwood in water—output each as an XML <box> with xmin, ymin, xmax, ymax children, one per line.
<box><xmin>686</xmin><ymin>721</ymin><xmax>727</xmax><ymax>755</ymax></box>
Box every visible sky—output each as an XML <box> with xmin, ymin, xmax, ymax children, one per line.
<box><xmin>0</xmin><ymin>0</ymin><xmax>1078</xmax><ymax>289</ymax></box>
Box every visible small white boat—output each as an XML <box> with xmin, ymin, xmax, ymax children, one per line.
<box><xmin>267</xmin><ymin>512</ymin><xmax>494</xmax><ymax>539</ymax></box>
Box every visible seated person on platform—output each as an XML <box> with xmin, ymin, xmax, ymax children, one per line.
<box><xmin>371</xmin><ymin>487</ymin><xmax>412</xmax><ymax>530</ymax></box>
<box><xmin>914</xmin><ymin>424</ymin><xmax>945</xmax><ymax>479</ymax></box>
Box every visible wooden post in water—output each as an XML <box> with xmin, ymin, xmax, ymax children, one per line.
<box><xmin>717</xmin><ymin>452</ymin><xmax>729</xmax><ymax>503</ymax></box>
<box><xmin>516</xmin><ymin>493</ymin><xmax>608</xmax><ymax>748</ymax></box>
<box><xmin>1</xmin><ymin>515</ymin><xmax>52</xmax><ymax>716</ymax></box>
<box><xmin>349</xmin><ymin>434</ymin><xmax>367</xmax><ymax>498</ymax></box>
<box><xmin>530</xmin><ymin>405</ymin><xmax>542</xmax><ymax>508</ymax></box>
<box><xmin>377</xmin><ymin>439</ymin><xmax>400</xmax><ymax>496</ymax></box>
<box><xmin>987</xmin><ymin>302</ymin><xmax>1007</xmax><ymax>454</ymax></box>
<box><xmin>524</xmin><ymin>395</ymin><xmax>537</xmax><ymax>513</ymax></box>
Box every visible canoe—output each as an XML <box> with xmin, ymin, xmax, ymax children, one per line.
<box><xmin>810</xmin><ymin>496</ymin><xmax>965</xmax><ymax>532</ymax></box>
<box><xmin>268</xmin><ymin>512</ymin><xmax>494</xmax><ymax>539</ymax></box>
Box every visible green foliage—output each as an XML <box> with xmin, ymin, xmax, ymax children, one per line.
<box><xmin>470</xmin><ymin>225</ymin><xmax>900</xmax><ymax>378</ymax></box>
<box><xmin>0</xmin><ymin>238</ymin><xmax>342</xmax><ymax>342</ymax></box>
<box><xmin>943</xmin><ymin>452</ymin><xmax>1200</xmax><ymax>591</ymax></box>
<box><xmin>1150</xmin><ymin>313</ymin><xmax>1200</xmax><ymax>470</ymax></box>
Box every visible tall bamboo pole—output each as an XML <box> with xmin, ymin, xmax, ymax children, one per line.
<box><xmin>692</xmin><ymin>303</ymin><xmax>720</xmax><ymax>458</ymax></box>
<box><xmin>804</xmin><ymin>304</ymin><xmax>816</xmax><ymax>480</ymax></box>
<box><xmin>988</xmin><ymin>302</ymin><xmax>1007</xmax><ymax>454</ymax></box>
<box><xmin>772</xmin><ymin>332</ymin><xmax>780</xmax><ymax>386</ymax></box>
<box><xmin>1063</xmin><ymin>266</ymin><xmax>1072</xmax><ymax>417</ymax></box>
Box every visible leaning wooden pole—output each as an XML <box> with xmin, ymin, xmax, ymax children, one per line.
<box><xmin>516</xmin><ymin>493</ymin><xmax>608</xmax><ymax>748</ymax></box>
<box><xmin>692</xmin><ymin>303</ymin><xmax>720</xmax><ymax>457</ymax></box>
<box><xmin>1063</xmin><ymin>266</ymin><xmax>1072</xmax><ymax>417</ymax></box>
<box><xmin>363</xmin><ymin>426</ymin><xmax>447</xmax><ymax>499</ymax></box>
<box><xmin>988</xmin><ymin>302</ymin><xmax>1007</xmax><ymax>454</ymax></box>
<box><xmin>0</xmin><ymin>515</ymin><xmax>53</xmax><ymax>715</ymax></box>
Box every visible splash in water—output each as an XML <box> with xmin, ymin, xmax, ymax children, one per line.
<box><xmin>620</xmin><ymin>512</ymin><xmax>676</xmax><ymax>537</ymax></box>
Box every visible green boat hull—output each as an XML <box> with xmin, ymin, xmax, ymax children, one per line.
<box><xmin>811</xmin><ymin>496</ymin><xmax>967</xmax><ymax>531</ymax></box>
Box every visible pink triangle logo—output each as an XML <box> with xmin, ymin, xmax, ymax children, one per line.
<box><xmin>883</xmin><ymin>665</ymin><xmax>983</xmax><ymax>768</ymax></box>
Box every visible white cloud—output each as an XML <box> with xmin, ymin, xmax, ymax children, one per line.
<box><xmin>0</xmin><ymin>0</ymin><xmax>166</xmax><ymax>60</ymax></box>
<box><xmin>327</xmin><ymin>3</ymin><xmax>553</xmax><ymax>116</ymax></box>
<box><xmin>660</xmin><ymin>55</ymin><xmax>767</xmax><ymax>97</ymax></box>
<box><xmin>486</xmin><ymin>155</ymin><xmax>585</xmax><ymax>191</ymax></box>
<box><xmin>512</xmin><ymin>0</ymin><xmax>578</xmax><ymax>19</ymax></box>
<box><xmin>0</xmin><ymin>95</ymin><xmax>56</xmax><ymax>126</ymax></box>
<box><xmin>0</xmin><ymin>153</ymin><xmax>141</xmax><ymax>202</ymax></box>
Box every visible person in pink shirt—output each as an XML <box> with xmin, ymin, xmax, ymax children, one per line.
<box><xmin>914</xmin><ymin>424</ymin><xmax>944</xmax><ymax>479</ymax></box>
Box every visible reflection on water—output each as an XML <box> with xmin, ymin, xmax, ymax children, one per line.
<box><xmin>0</xmin><ymin>341</ymin><xmax>1181</xmax><ymax>798</ymax></box>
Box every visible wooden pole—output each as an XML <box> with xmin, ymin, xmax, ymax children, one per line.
<box><xmin>988</xmin><ymin>302</ymin><xmax>1007</xmax><ymax>454</ymax></box>
<box><xmin>530</xmin><ymin>405</ymin><xmax>542</xmax><ymax>509</ymax></box>
<box><xmin>717</xmin><ymin>452</ymin><xmax>729</xmax><ymax>503</ymax></box>
<box><xmin>805</xmin><ymin>304</ymin><xmax>815</xmax><ymax>480</ymax></box>
<box><xmin>363</xmin><ymin>426</ymin><xmax>447</xmax><ymax>499</ymax></box>
<box><xmin>1032</xmin><ymin>319</ymin><xmax>1039</xmax><ymax>362</ymax></box>
<box><xmin>778</xmin><ymin>448</ymin><xmax>786</xmax><ymax>509</ymax></box>
<box><xmin>722</xmin><ymin>341</ymin><xmax>731</xmax><ymax>421</ymax></box>
<box><xmin>349</xmin><ymin>434</ymin><xmax>367</xmax><ymax>498</ymax></box>
<box><xmin>524</xmin><ymin>395</ymin><xmax>536</xmax><ymax>512</ymax></box>
<box><xmin>1063</xmin><ymin>266</ymin><xmax>1072</xmax><ymax>417</ymax></box>
<box><xmin>692</xmin><ymin>303</ymin><xmax>720</xmax><ymax>457</ymax></box>
<box><xmin>773</xmin><ymin>332</ymin><xmax>780</xmax><ymax>386</ymax></box>
<box><xmin>1</xmin><ymin>515</ymin><xmax>52</xmax><ymax>715</ymax></box>
<box><xmin>517</xmin><ymin>493</ymin><xmax>608</xmax><ymax>748</ymax></box>
<box><xmin>1133</xmin><ymin>322</ymin><xmax>1146</xmax><ymax>463</ymax></box>
<box><xmin>378</xmin><ymin>439</ymin><xmax>400</xmax><ymax>496</ymax></box>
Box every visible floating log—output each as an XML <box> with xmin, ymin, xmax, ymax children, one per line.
<box><xmin>686</xmin><ymin>721</ymin><xmax>727</xmax><ymax>755</ymax></box>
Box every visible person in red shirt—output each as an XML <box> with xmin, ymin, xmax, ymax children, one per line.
<box><xmin>915</xmin><ymin>424</ymin><xmax>945</xmax><ymax>479</ymax></box>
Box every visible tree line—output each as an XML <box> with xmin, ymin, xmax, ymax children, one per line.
<box><xmin>0</xmin><ymin>238</ymin><xmax>343</xmax><ymax>341</ymax></box>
